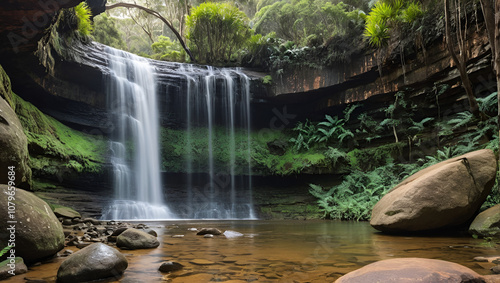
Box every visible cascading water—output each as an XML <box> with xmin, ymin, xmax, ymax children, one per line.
<box><xmin>102</xmin><ymin>47</ymin><xmax>174</xmax><ymax>220</ymax></box>
<box><xmin>174</xmin><ymin>65</ymin><xmax>256</xmax><ymax>219</ymax></box>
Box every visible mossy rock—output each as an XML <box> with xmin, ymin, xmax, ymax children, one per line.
<box><xmin>0</xmin><ymin>257</ymin><xmax>27</xmax><ymax>280</ymax></box>
<box><xmin>54</xmin><ymin>206</ymin><xmax>81</xmax><ymax>219</ymax></box>
<box><xmin>0</xmin><ymin>93</ymin><xmax>31</xmax><ymax>190</ymax></box>
<box><xmin>0</xmin><ymin>185</ymin><xmax>64</xmax><ymax>263</ymax></box>
<box><xmin>469</xmin><ymin>204</ymin><xmax>500</xmax><ymax>237</ymax></box>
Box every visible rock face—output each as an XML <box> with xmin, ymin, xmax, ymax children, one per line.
<box><xmin>0</xmin><ymin>185</ymin><xmax>64</xmax><ymax>263</ymax></box>
<box><xmin>371</xmin><ymin>149</ymin><xmax>497</xmax><ymax>233</ymax></box>
<box><xmin>336</xmin><ymin>258</ymin><xmax>486</xmax><ymax>283</ymax></box>
<box><xmin>0</xmin><ymin>65</ymin><xmax>31</xmax><ymax>189</ymax></box>
<box><xmin>116</xmin><ymin>228</ymin><xmax>160</xmax><ymax>249</ymax></box>
<box><xmin>469</xmin><ymin>204</ymin><xmax>500</xmax><ymax>237</ymax></box>
<box><xmin>57</xmin><ymin>243</ymin><xmax>128</xmax><ymax>283</ymax></box>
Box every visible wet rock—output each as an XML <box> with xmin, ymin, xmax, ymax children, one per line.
<box><xmin>197</xmin><ymin>228</ymin><xmax>222</xmax><ymax>235</ymax></box>
<box><xmin>62</xmin><ymin>219</ymin><xmax>73</xmax><ymax>226</ymax></box>
<box><xmin>189</xmin><ymin>259</ymin><xmax>215</xmax><ymax>265</ymax></box>
<box><xmin>82</xmin><ymin>218</ymin><xmax>101</xmax><ymax>225</ymax></box>
<box><xmin>187</xmin><ymin>228</ymin><xmax>198</xmax><ymax>231</ymax></box>
<box><xmin>491</xmin><ymin>266</ymin><xmax>500</xmax><ymax>274</ymax></box>
<box><xmin>371</xmin><ymin>149</ymin><xmax>497</xmax><ymax>233</ymax></box>
<box><xmin>336</xmin><ymin>258</ymin><xmax>486</xmax><ymax>283</ymax></box>
<box><xmin>0</xmin><ymin>186</ymin><xmax>65</xmax><ymax>263</ymax></box>
<box><xmin>76</xmin><ymin>242</ymin><xmax>91</xmax><ymax>249</ymax></box>
<box><xmin>141</xmin><ymin>228</ymin><xmax>158</xmax><ymax>237</ymax></box>
<box><xmin>111</xmin><ymin>227</ymin><xmax>129</xmax><ymax>237</ymax></box>
<box><xmin>116</xmin><ymin>228</ymin><xmax>160</xmax><ymax>250</ymax></box>
<box><xmin>54</xmin><ymin>207</ymin><xmax>81</xmax><ymax>219</ymax></box>
<box><xmin>57</xmin><ymin>243</ymin><xmax>128</xmax><ymax>283</ymax></box>
<box><xmin>469</xmin><ymin>204</ymin><xmax>500</xmax><ymax>237</ymax></box>
<box><xmin>58</xmin><ymin>250</ymin><xmax>73</xmax><ymax>257</ymax></box>
<box><xmin>159</xmin><ymin>261</ymin><xmax>184</xmax><ymax>272</ymax></box>
<box><xmin>172</xmin><ymin>235</ymin><xmax>184</xmax><ymax>238</ymax></box>
<box><xmin>0</xmin><ymin>257</ymin><xmax>27</xmax><ymax>280</ymax></box>
<box><xmin>204</xmin><ymin>234</ymin><xmax>214</xmax><ymax>238</ymax></box>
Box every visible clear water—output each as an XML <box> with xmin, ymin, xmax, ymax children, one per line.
<box><xmin>101</xmin><ymin>47</ymin><xmax>174</xmax><ymax>220</ymax></box>
<box><xmin>13</xmin><ymin>220</ymin><xmax>499</xmax><ymax>282</ymax></box>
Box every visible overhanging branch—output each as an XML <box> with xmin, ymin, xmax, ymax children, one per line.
<box><xmin>106</xmin><ymin>2</ymin><xmax>196</xmax><ymax>62</ymax></box>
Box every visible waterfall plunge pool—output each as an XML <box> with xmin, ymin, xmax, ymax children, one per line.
<box><xmin>11</xmin><ymin>220</ymin><xmax>498</xmax><ymax>282</ymax></box>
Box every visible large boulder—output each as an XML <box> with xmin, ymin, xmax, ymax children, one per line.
<box><xmin>469</xmin><ymin>204</ymin><xmax>500</xmax><ymax>237</ymax></box>
<box><xmin>336</xmin><ymin>258</ymin><xmax>486</xmax><ymax>283</ymax></box>
<box><xmin>116</xmin><ymin>228</ymin><xmax>160</xmax><ymax>249</ymax></box>
<box><xmin>0</xmin><ymin>75</ymin><xmax>31</xmax><ymax>189</ymax></box>
<box><xmin>57</xmin><ymin>243</ymin><xmax>128</xmax><ymax>283</ymax></box>
<box><xmin>371</xmin><ymin>149</ymin><xmax>497</xmax><ymax>233</ymax></box>
<box><xmin>0</xmin><ymin>185</ymin><xmax>64</xmax><ymax>263</ymax></box>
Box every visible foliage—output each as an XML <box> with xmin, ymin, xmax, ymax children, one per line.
<box><xmin>363</xmin><ymin>0</ymin><xmax>424</xmax><ymax>47</ymax></box>
<box><xmin>0</xmin><ymin>246</ymin><xmax>12</xmax><ymax>257</ymax></box>
<box><xmin>151</xmin><ymin>35</ymin><xmax>185</xmax><ymax>62</ymax></box>
<box><xmin>186</xmin><ymin>2</ymin><xmax>253</xmax><ymax>64</ymax></box>
<box><xmin>75</xmin><ymin>2</ymin><xmax>94</xmax><ymax>37</ymax></box>
<box><xmin>253</xmin><ymin>0</ymin><xmax>364</xmax><ymax>46</ymax></box>
<box><xmin>92</xmin><ymin>13</ymin><xmax>126</xmax><ymax>50</ymax></box>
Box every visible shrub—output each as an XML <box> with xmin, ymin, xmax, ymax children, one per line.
<box><xmin>75</xmin><ymin>2</ymin><xmax>94</xmax><ymax>36</ymax></box>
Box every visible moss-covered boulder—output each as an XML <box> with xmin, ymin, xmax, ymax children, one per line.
<box><xmin>0</xmin><ymin>257</ymin><xmax>27</xmax><ymax>280</ymax></box>
<box><xmin>57</xmin><ymin>243</ymin><xmax>128</xmax><ymax>283</ymax></box>
<box><xmin>469</xmin><ymin>204</ymin><xmax>500</xmax><ymax>237</ymax></box>
<box><xmin>0</xmin><ymin>91</ymin><xmax>31</xmax><ymax>190</ymax></box>
<box><xmin>54</xmin><ymin>206</ymin><xmax>81</xmax><ymax>219</ymax></box>
<box><xmin>0</xmin><ymin>185</ymin><xmax>64</xmax><ymax>263</ymax></box>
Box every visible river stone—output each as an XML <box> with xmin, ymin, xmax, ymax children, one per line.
<box><xmin>469</xmin><ymin>204</ymin><xmax>500</xmax><ymax>237</ymax></box>
<box><xmin>371</xmin><ymin>149</ymin><xmax>497</xmax><ymax>233</ymax></box>
<box><xmin>159</xmin><ymin>261</ymin><xmax>184</xmax><ymax>272</ymax></box>
<box><xmin>336</xmin><ymin>258</ymin><xmax>486</xmax><ymax>283</ymax></box>
<box><xmin>0</xmin><ymin>257</ymin><xmax>27</xmax><ymax>280</ymax></box>
<box><xmin>197</xmin><ymin>228</ymin><xmax>222</xmax><ymax>235</ymax></box>
<box><xmin>116</xmin><ymin>228</ymin><xmax>160</xmax><ymax>249</ymax></box>
<box><xmin>54</xmin><ymin>207</ymin><xmax>81</xmax><ymax>219</ymax></box>
<box><xmin>57</xmin><ymin>243</ymin><xmax>128</xmax><ymax>283</ymax></box>
<box><xmin>0</xmin><ymin>94</ymin><xmax>31</xmax><ymax>190</ymax></box>
<box><xmin>0</xmin><ymin>185</ymin><xmax>64</xmax><ymax>263</ymax></box>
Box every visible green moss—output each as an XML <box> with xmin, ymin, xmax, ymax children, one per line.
<box><xmin>0</xmin><ymin>65</ymin><xmax>13</xmax><ymax>108</ymax></box>
<box><xmin>12</xmin><ymin>93</ymin><xmax>106</xmax><ymax>182</ymax></box>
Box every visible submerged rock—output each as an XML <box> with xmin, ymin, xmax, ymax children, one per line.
<box><xmin>116</xmin><ymin>228</ymin><xmax>160</xmax><ymax>249</ymax></box>
<box><xmin>469</xmin><ymin>204</ymin><xmax>500</xmax><ymax>237</ymax></box>
<box><xmin>0</xmin><ymin>186</ymin><xmax>64</xmax><ymax>263</ymax></box>
<box><xmin>223</xmin><ymin>230</ymin><xmax>244</xmax><ymax>238</ymax></box>
<box><xmin>336</xmin><ymin>258</ymin><xmax>486</xmax><ymax>283</ymax></box>
<box><xmin>159</xmin><ymin>261</ymin><xmax>184</xmax><ymax>272</ymax></box>
<box><xmin>371</xmin><ymin>149</ymin><xmax>497</xmax><ymax>233</ymax></box>
<box><xmin>197</xmin><ymin>228</ymin><xmax>222</xmax><ymax>235</ymax></box>
<box><xmin>57</xmin><ymin>243</ymin><xmax>127</xmax><ymax>283</ymax></box>
<box><xmin>0</xmin><ymin>257</ymin><xmax>27</xmax><ymax>280</ymax></box>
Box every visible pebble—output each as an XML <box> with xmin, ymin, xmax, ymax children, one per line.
<box><xmin>172</xmin><ymin>235</ymin><xmax>184</xmax><ymax>238</ymax></box>
<box><xmin>204</xmin><ymin>234</ymin><xmax>214</xmax><ymax>238</ymax></box>
<box><xmin>187</xmin><ymin>228</ymin><xmax>198</xmax><ymax>231</ymax></box>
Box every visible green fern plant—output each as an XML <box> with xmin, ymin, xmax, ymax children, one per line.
<box><xmin>477</xmin><ymin>92</ymin><xmax>498</xmax><ymax>114</ymax></box>
<box><xmin>75</xmin><ymin>2</ymin><xmax>94</xmax><ymax>36</ymax></box>
<box><xmin>0</xmin><ymin>246</ymin><xmax>12</xmax><ymax>257</ymax></box>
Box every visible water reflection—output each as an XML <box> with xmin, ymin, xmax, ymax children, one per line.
<box><xmin>11</xmin><ymin>220</ymin><xmax>499</xmax><ymax>282</ymax></box>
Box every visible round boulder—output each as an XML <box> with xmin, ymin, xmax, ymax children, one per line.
<box><xmin>371</xmin><ymin>149</ymin><xmax>497</xmax><ymax>233</ymax></box>
<box><xmin>336</xmin><ymin>258</ymin><xmax>486</xmax><ymax>283</ymax></box>
<box><xmin>116</xmin><ymin>228</ymin><xmax>160</xmax><ymax>249</ymax></box>
<box><xmin>469</xmin><ymin>204</ymin><xmax>500</xmax><ymax>237</ymax></box>
<box><xmin>0</xmin><ymin>185</ymin><xmax>65</xmax><ymax>263</ymax></box>
<box><xmin>57</xmin><ymin>243</ymin><xmax>128</xmax><ymax>283</ymax></box>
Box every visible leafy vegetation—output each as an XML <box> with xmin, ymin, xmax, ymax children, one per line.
<box><xmin>92</xmin><ymin>13</ymin><xmax>126</xmax><ymax>49</ymax></box>
<box><xmin>75</xmin><ymin>2</ymin><xmax>94</xmax><ymax>37</ymax></box>
<box><xmin>186</xmin><ymin>2</ymin><xmax>253</xmax><ymax>64</ymax></box>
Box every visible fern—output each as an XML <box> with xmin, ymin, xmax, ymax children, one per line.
<box><xmin>75</xmin><ymin>2</ymin><xmax>94</xmax><ymax>36</ymax></box>
<box><xmin>477</xmin><ymin>92</ymin><xmax>498</xmax><ymax>114</ymax></box>
<box><xmin>0</xmin><ymin>246</ymin><xmax>12</xmax><ymax>257</ymax></box>
<box><xmin>447</xmin><ymin>111</ymin><xmax>475</xmax><ymax>130</ymax></box>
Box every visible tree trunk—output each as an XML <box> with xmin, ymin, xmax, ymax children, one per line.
<box><xmin>495</xmin><ymin>1</ymin><xmax>500</xmax><ymax>143</ymax></box>
<box><xmin>444</xmin><ymin>0</ymin><xmax>480</xmax><ymax>116</ymax></box>
<box><xmin>106</xmin><ymin>2</ymin><xmax>195</xmax><ymax>62</ymax></box>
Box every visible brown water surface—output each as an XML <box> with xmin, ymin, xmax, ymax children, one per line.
<box><xmin>11</xmin><ymin>220</ymin><xmax>500</xmax><ymax>282</ymax></box>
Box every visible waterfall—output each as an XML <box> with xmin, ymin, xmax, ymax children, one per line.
<box><xmin>174</xmin><ymin>66</ymin><xmax>256</xmax><ymax>219</ymax></box>
<box><xmin>102</xmin><ymin>47</ymin><xmax>175</xmax><ymax>220</ymax></box>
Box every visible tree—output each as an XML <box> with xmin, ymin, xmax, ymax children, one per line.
<box><xmin>443</xmin><ymin>0</ymin><xmax>480</xmax><ymax>116</ymax></box>
<box><xmin>93</xmin><ymin>13</ymin><xmax>126</xmax><ymax>50</ymax></box>
<box><xmin>106</xmin><ymin>2</ymin><xmax>195</xmax><ymax>62</ymax></box>
<box><xmin>186</xmin><ymin>2</ymin><xmax>252</xmax><ymax>64</ymax></box>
